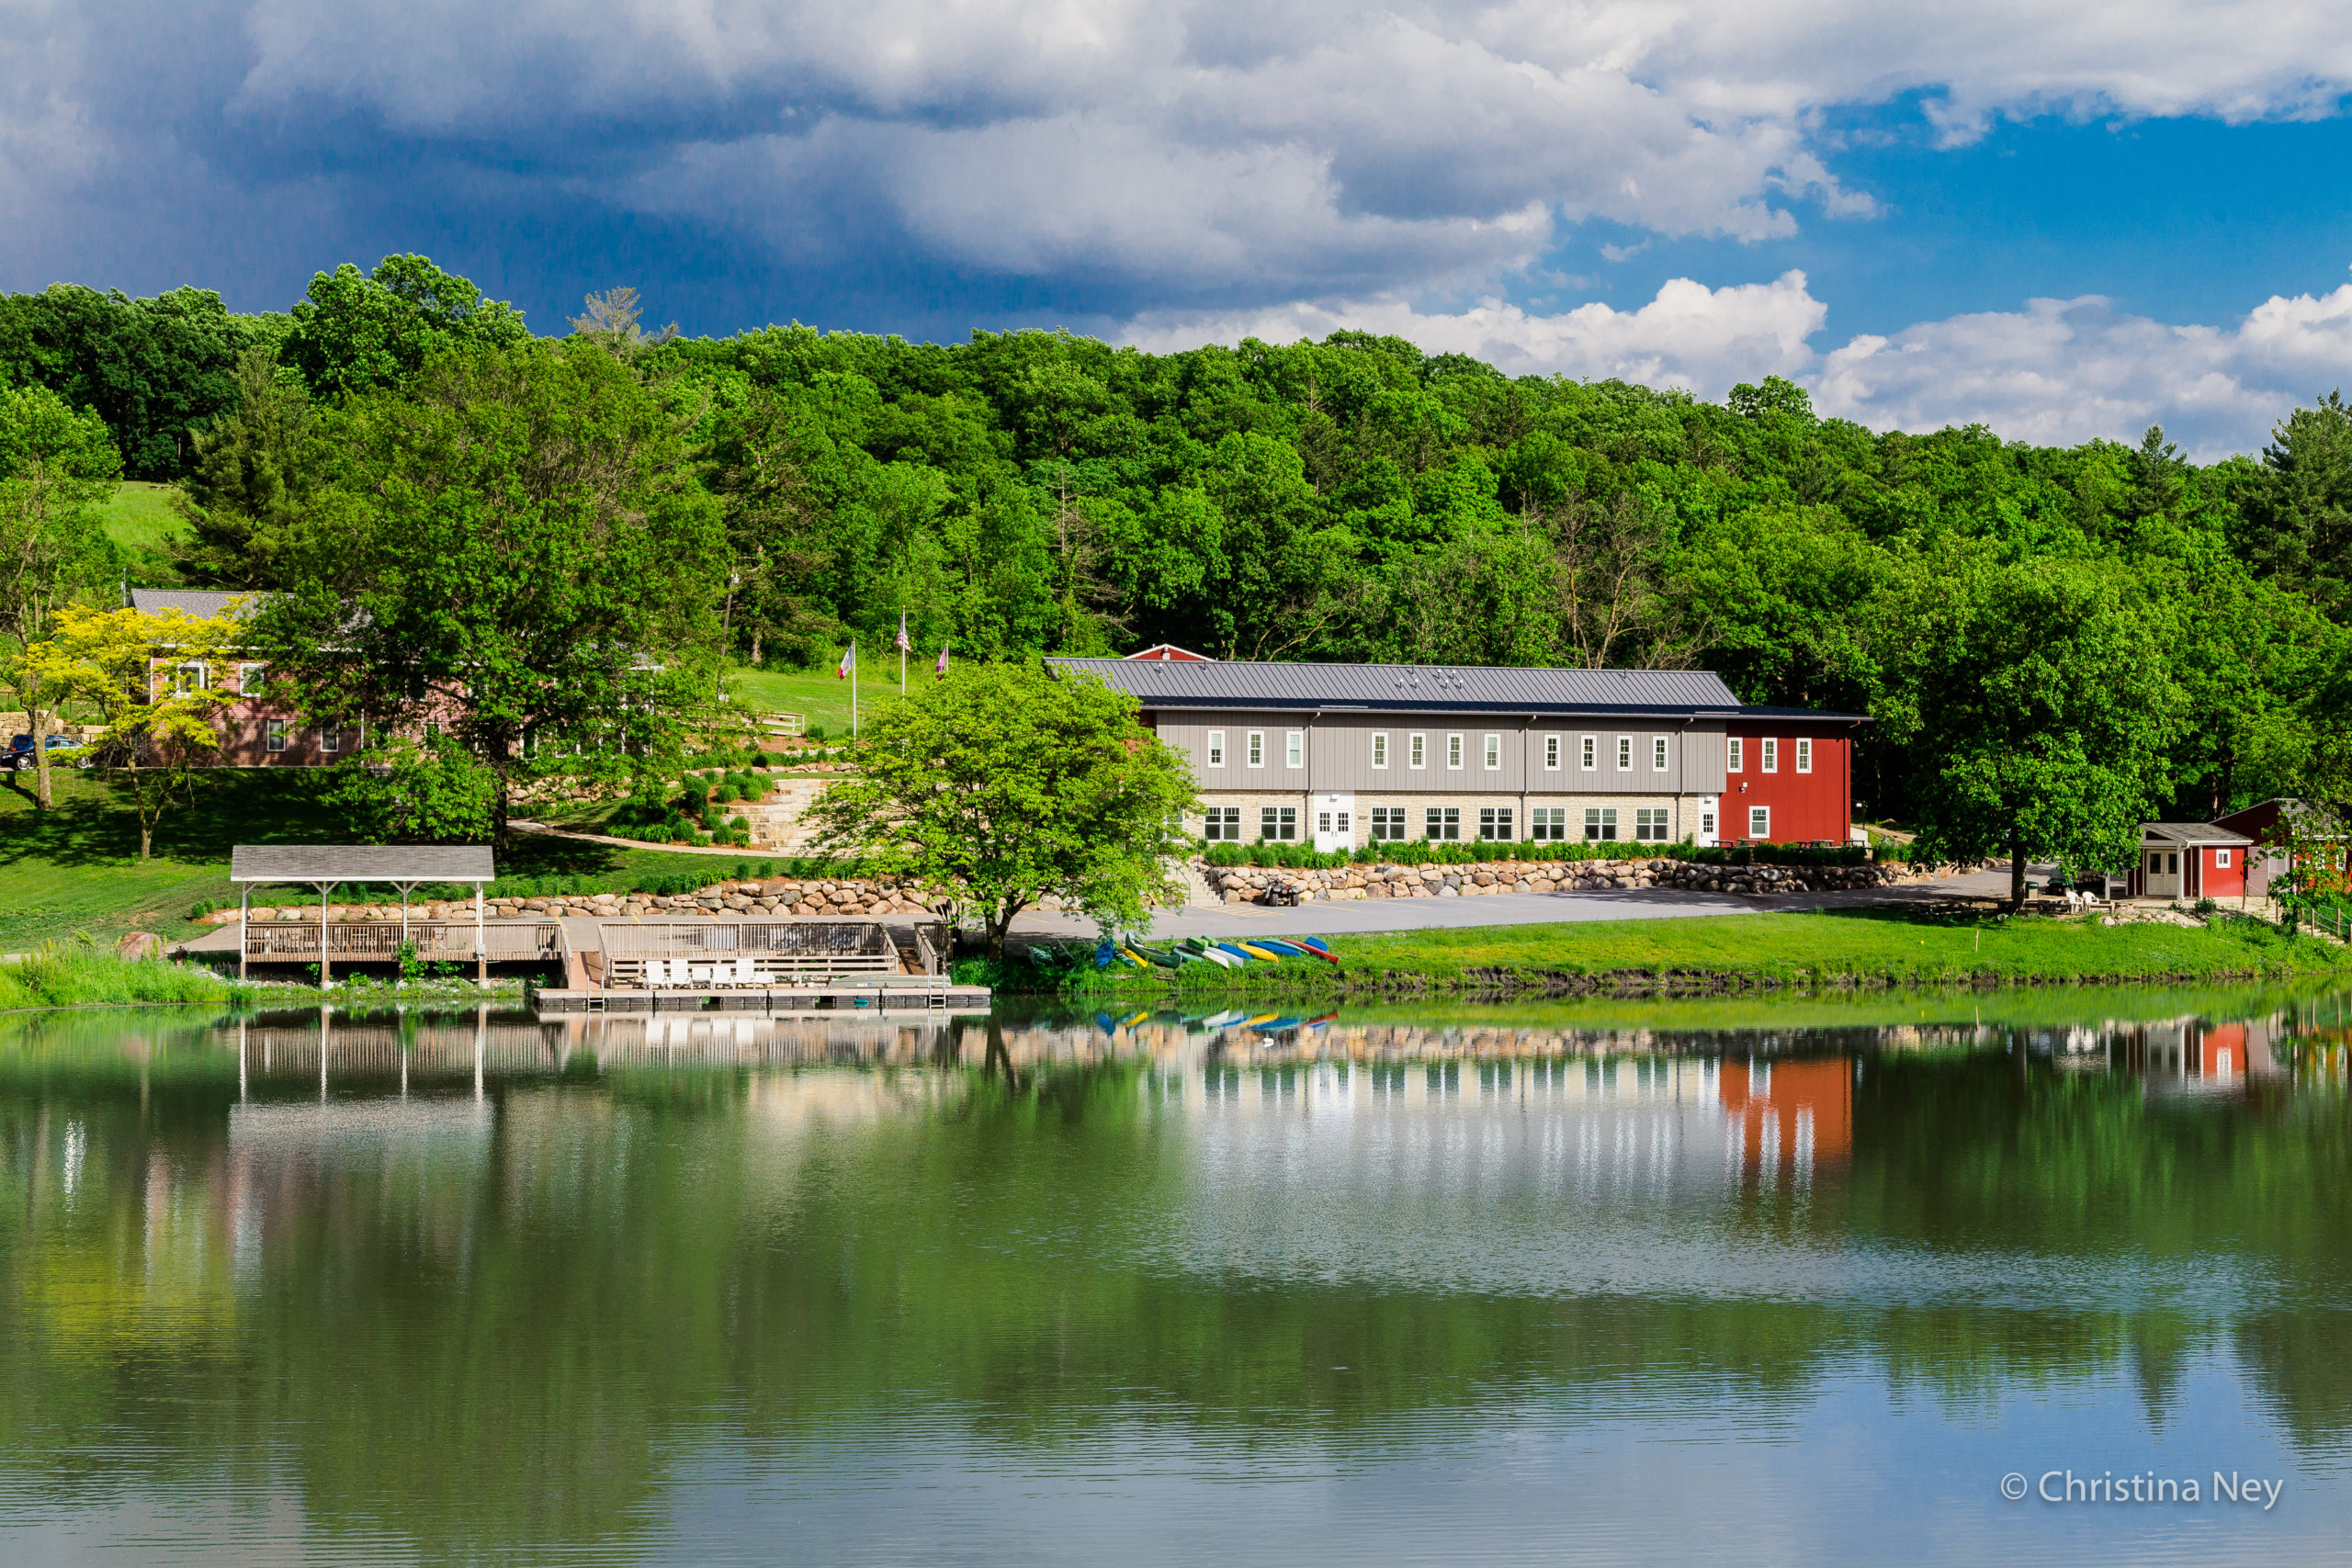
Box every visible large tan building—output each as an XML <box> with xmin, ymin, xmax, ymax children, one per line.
<box><xmin>1054</xmin><ymin>656</ymin><xmax>1865</xmax><ymax>852</ymax></box>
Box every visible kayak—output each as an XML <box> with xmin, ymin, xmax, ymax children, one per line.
<box><xmin>1213</xmin><ymin>942</ymin><xmax>1259</xmax><ymax>964</ymax></box>
<box><xmin>1199</xmin><ymin>1009</ymin><xmax>1248</xmax><ymax>1027</ymax></box>
<box><xmin>1251</xmin><ymin>938</ymin><xmax>1308</xmax><ymax>956</ymax></box>
<box><xmin>1234</xmin><ymin>942</ymin><xmax>1286</xmax><ymax>962</ymax></box>
<box><xmin>1117</xmin><ymin>946</ymin><xmax>1152</xmax><ymax>970</ymax></box>
<box><xmin>1131</xmin><ymin>942</ymin><xmax>1182</xmax><ymax>968</ymax></box>
<box><xmin>1295</xmin><ymin>936</ymin><xmax>1334</xmax><ymax>955</ymax></box>
<box><xmin>1191</xmin><ymin>944</ymin><xmax>1239</xmax><ymax>968</ymax></box>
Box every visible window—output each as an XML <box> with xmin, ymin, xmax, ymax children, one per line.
<box><xmin>1476</xmin><ymin>807</ymin><xmax>1515</xmax><ymax>840</ymax></box>
<box><xmin>2216</xmin><ymin>848</ymin><xmax>2232</xmax><ymax>868</ymax></box>
<box><xmin>238</xmin><ymin>662</ymin><xmax>265</xmax><ymax>694</ymax></box>
<box><xmin>1701</xmin><ymin>809</ymin><xmax>1716</xmax><ymax>839</ymax></box>
<box><xmin>1203</xmin><ymin>807</ymin><xmax>1242</xmax><ymax>840</ymax></box>
<box><xmin>2147</xmin><ymin>852</ymin><xmax>2162</xmax><ymax>874</ymax></box>
<box><xmin>1544</xmin><ymin>735</ymin><xmax>1561</xmax><ymax>771</ymax></box>
<box><xmin>1634</xmin><ymin>807</ymin><xmax>1669</xmax><ymax>842</ymax></box>
<box><xmin>1260</xmin><ymin>806</ymin><xmax>1298</xmax><ymax>841</ymax></box>
<box><xmin>1727</xmin><ymin>737</ymin><xmax>1744</xmax><ymax>773</ymax></box>
<box><xmin>1372</xmin><ymin>732</ymin><xmax>1389</xmax><ymax>769</ymax></box>
<box><xmin>168</xmin><ymin>661</ymin><xmax>206</xmax><ymax>696</ymax></box>
<box><xmin>1761</xmin><ymin>739</ymin><xmax>1779</xmax><ymax>773</ymax></box>
<box><xmin>1580</xmin><ymin>734</ymin><xmax>1596</xmax><ymax>772</ymax></box>
<box><xmin>1584</xmin><ymin>807</ymin><xmax>1619</xmax><ymax>841</ymax></box>
<box><xmin>1795</xmin><ymin>738</ymin><xmax>1813</xmax><ymax>774</ymax></box>
<box><xmin>1247</xmin><ymin>731</ymin><xmax>1265</xmax><ymax>768</ymax></box>
<box><xmin>1616</xmin><ymin>736</ymin><xmax>1632</xmax><ymax>772</ymax></box>
<box><xmin>1446</xmin><ymin>734</ymin><xmax>1464</xmax><ymax>770</ymax></box>
<box><xmin>320</xmin><ymin>727</ymin><xmax>342</xmax><ymax>754</ymax></box>
<box><xmin>1371</xmin><ymin>807</ymin><xmax>1408</xmax><ymax>841</ymax></box>
<box><xmin>2168</xmin><ymin>852</ymin><xmax>2179</xmax><ymax>874</ymax></box>
<box><xmin>1483</xmin><ymin>733</ymin><xmax>1501</xmax><ymax>770</ymax></box>
<box><xmin>266</xmin><ymin>720</ymin><xmax>288</xmax><ymax>754</ymax></box>
<box><xmin>1424</xmin><ymin>807</ymin><xmax>1461</xmax><ymax>841</ymax></box>
<box><xmin>1749</xmin><ymin>806</ymin><xmax>1770</xmax><ymax>840</ymax></box>
<box><xmin>1284</xmin><ymin>730</ymin><xmax>1304</xmax><ymax>768</ymax></box>
<box><xmin>1205</xmin><ymin>729</ymin><xmax>1227</xmax><ymax>768</ymax></box>
<box><xmin>1653</xmin><ymin>736</ymin><xmax>1668</xmax><ymax>772</ymax></box>
<box><xmin>1530</xmin><ymin>807</ymin><xmax>1567</xmax><ymax>841</ymax></box>
<box><xmin>1409</xmin><ymin>733</ymin><xmax>1427</xmax><ymax>769</ymax></box>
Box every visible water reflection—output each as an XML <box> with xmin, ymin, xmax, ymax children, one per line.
<box><xmin>0</xmin><ymin>988</ymin><xmax>2348</xmax><ymax>1567</ymax></box>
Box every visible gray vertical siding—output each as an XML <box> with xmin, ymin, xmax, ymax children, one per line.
<box><xmin>1153</xmin><ymin>708</ymin><xmax>1728</xmax><ymax>796</ymax></box>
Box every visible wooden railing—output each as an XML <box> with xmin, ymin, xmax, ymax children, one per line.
<box><xmin>243</xmin><ymin>919</ymin><xmax>562</xmax><ymax>964</ymax></box>
<box><xmin>594</xmin><ymin>920</ymin><xmax>895</xmax><ymax>988</ymax></box>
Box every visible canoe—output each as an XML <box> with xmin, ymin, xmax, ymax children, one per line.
<box><xmin>1131</xmin><ymin>942</ymin><xmax>1183</xmax><ymax>968</ymax></box>
<box><xmin>1234</xmin><ymin>942</ymin><xmax>1286</xmax><ymax>962</ymax></box>
<box><xmin>1213</xmin><ymin>942</ymin><xmax>1259</xmax><ymax>964</ymax></box>
<box><xmin>1250</xmin><ymin>938</ymin><xmax>1308</xmax><ymax>956</ymax></box>
<box><xmin>1117</xmin><ymin>946</ymin><xmax>1152</xmax><ymax>970</ymax></box>
<box><xmin>1192</xmin><ymin>945</ymin><xmax>1239</xmax><ymax>968</ymax></box>
<box><xmin>1295</xmin><ymin>936</ymin><xmax>1334</xmax><ymax>955</ymax></box>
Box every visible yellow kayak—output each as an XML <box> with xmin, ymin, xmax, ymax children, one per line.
<box><xmin>1236</xmin><ymin>942</ymin><xmax>1286</xmax><ymax>962</ymax></box>
<box><xmin>1118</xmin><ymin>947</ymin><xmax>1153</xmax><ymax>970</ymax></box>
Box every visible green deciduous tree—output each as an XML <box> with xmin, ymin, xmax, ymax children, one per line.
<box><xmin>24</xmin><ymin>604</ymin><xmax>238</xmax><ymax>859</ymax></box>
<box><xmin>808</xmin><ymin>662</ymin><xmax>1198</xmax><ymax>957</ymax></box>
<box><xmin>250</xmin><ymin>343</ymin><xmax>729</xmax><ymax>847</ymax></box>
<box><xmin>1875</xmin><ymin>556</ymin><xmax>2180</xmax><ymax>908</ymax></box>
<box><xmin>281</xmin><ymin>256</ymin><xmax>530</xmax><ymax>403</ymax></box>
<box><xmin>0</xmin><ymin>384</ymin><xmax>123</xmax><ymax>808</ymax></box>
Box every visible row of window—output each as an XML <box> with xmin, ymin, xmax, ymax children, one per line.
<box><xmin>1204</xmin><ymin>804</ymin><xmax>1773</xmax><ymax>844</ymax></box>
<box><xmin>266</xmin><ymin>721</ymin><xmax>340</xmax><ymax>754</ymax></box>
<box><xmin>1203</xmin><ymin>729</ymin><xmax>1813</xmax><ymax>774</ymax></box>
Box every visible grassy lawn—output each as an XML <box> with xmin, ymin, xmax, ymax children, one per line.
<box><xmin>1324</xmin><ymin>909</ymin><xmax>2352</xmax><ymax>985</ymax></box>
<box><xmin>0</xmin><ymin>768</ymin><xmax>805</xmax><ymax>953</ymax></box>
<box><xmin>96</xmin><ymin>480</ymin><xmax>185</xmax><ymax>587</ymax></box>
<box><xmin>1058</xmin><ymin>908</ymin><xmax>2352</xmax><ymax>998</ymax></box>
<box><xmin>724</xmin><ymin>663</ymin><xmax>910</xmax><ymax>738</ymax></box>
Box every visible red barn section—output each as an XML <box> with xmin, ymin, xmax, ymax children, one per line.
<box><xmin>1724</xmin><ymin>708</ymin><xmax>1863</xmax><ymax>844</ymax></box>
<box><xmin>1717</xmin><ymin>1057</ymin><xmax>1852</xmax><ymax>1177</ymax></box>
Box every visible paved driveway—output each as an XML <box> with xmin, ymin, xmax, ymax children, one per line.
<box><xmin>1009</xmin><ymin>864</ymin><xmax>2043</xmax><ymax>942</ymax></box>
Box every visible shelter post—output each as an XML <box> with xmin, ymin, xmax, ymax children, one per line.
<box><xmin>317</xmin><ymin>880</ymin><xmax>333</xmax><ymax>983</ymax></box>
<box><xmin>238</xmin><ymin>886</ymin><xmax>250</xmax><ymax>980</ymax></box>
<box><xmin>475</xmin><ymin>886</ymin><xmax>485</xmax><ymax>983</ymax></box>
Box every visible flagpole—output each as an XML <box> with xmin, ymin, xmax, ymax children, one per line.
<box><xmin>852</xmin><ymin>641</ymin><xmax>858</xmax><ymax>744</ymax></box>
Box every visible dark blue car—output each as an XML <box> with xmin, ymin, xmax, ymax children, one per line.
<box><xmin>6</xmin><ymin>734</ymin><xmax>88</xmax><ymax>770</ymax></box>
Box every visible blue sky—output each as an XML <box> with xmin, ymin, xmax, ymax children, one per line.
<box><xmin>6</xmin><ymin>1</ymin><xmax>2351</xmax><ymax>456</ymax></box>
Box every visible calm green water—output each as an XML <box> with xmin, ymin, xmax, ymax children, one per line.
<box><xmin>2</xmin><ymin>987</ymin><xmax>2349</xmax><ymax>1566</ymax></box>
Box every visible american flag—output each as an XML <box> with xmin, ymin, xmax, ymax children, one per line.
<box><xmin>894</xmin><ymin>613</ymin><xmax>910</xmax><ymax>653</ymax></box>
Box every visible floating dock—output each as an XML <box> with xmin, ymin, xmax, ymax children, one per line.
<box><xmin>533</xmin><ymin>979</ymin><xmax>992</xmax><ymax>1015</ymax></box>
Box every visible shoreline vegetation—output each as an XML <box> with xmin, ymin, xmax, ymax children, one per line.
<box><xmin>1008</xmin><ymin>909</ymin><xmax>2352</xmax><ymax>999</ymax></box>
<box><xmin>0</xmin><ymin>949</ymin><xmax>522</xmax><ymax>1013</ymax></box>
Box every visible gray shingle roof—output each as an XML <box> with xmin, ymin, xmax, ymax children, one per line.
<box><xmin>127</xmin><ymin>588</ymin><xmax>277</xmax><ymax>619</ymax></box>
<box><xmin>2139</xmin><ymin>822</ymin><xmax>2254</xmax><ymax>847</ymax></box>
<box><xmin>1052</xmin><ymin>657</ymin><xmax>1744</xmax><ymax>716</ymax></box>
<box><xmin>231</xmin><ymin>844</ymin><xmax>496</xmax><ymax>884</ymax></box>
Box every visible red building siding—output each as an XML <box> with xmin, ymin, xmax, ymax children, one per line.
<box><xmin>2199</xmin><ymin>844</ymin><xmax>2245</xmax><ymax>898</ymax></box>
<box><xmin>1723</xmin><ymin>720</ymin><xmax>1856</xmax><ymax>843</ymax></box>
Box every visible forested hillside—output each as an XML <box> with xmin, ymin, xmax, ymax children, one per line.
<box><xmin>8</xmin><ymin>255</ymin><xmax>2352</xmax><ymax>836</ymax></box>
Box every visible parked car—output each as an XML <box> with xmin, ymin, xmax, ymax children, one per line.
<box><xmin>7</xmin><ymin>734</ymin><xmax>89</xmax><ymax>771</ymax></box>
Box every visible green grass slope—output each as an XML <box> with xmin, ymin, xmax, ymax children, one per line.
<box><xmin>96</xmin><ymin>480</ymin><xmax>185</xmax><ymax>587</ymax></box>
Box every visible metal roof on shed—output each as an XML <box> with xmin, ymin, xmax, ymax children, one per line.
<box><xmin>127</xmin><ymin>588</ymin><xmax>274</xmax><ymax>619</ymax></box>
<box><xmin>1052</xmin><ymin>657</ymin><xmax>1744</xmax><ymax>716</ymax></box>
<box><xmin>231</xmin><ymin>844</ymin><xmax>496</xmax><ymax>884</ymax></box>
<box><xmin>2138</xmin><ymin>822</ymin><xmax>2254</xmax><ymax>847</ymax></box>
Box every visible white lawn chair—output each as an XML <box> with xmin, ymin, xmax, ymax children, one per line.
<box><xmin>687</xmin><ymin>962</ymin><xmax>717</xmax><ymax>987</ymax></box>
<box><xmin>641</xmin><ymin>958</ymin><xmax>671</xmax><ymax>990</ymax></box>
<box><xmin>731</xmin><ymin>956</ymin><xmax>760</xmax><ymax>987</ymax></box>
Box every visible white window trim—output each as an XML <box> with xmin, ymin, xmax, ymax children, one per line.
<box><xmin>1247</xmin><ymin>730</ymin><xmax>1265</xmax><ymax>768</ymax></box>
<box><xmin>1749</xmin><ymin>806</ymin><xmax>1770</xmax><ymax>839</ymax></box>
<box><xmin>266</xmin><ymin>720</ymin><xmax>288</xmax><ymax>754</ymax></box>
<box><xmin>1727</xmin><ymin>737</ymin><xmax>1744</xmax><ymax>773</ymax></box>
<box><xmin>1544</xmin><ymin>734</ymin><xmax>1562</xmax><ymax>771</ymax></box>
<box><xmin>1284</xmin><ymin>730</ymin><xmax>1304</xmax><ymax>769</ymax></box>
<box><xmin>1652</xmin><ymin>736</ymin><xmax>1668</xmax><ymax>773</ymax></box>
<box><xmin>2216</xmin><ymin>848</ymin><xmax>2231</xmax><ymax>868</ymax></box>
<box><xmin>1446</xmin><ymin>733</ymin><xmax>1464</xmax><ymax>771</ymax></box>
<box><xmin>1795</xmin><ymin>738</ymin><xmax>1813</xmax><ymax>774</ymax></box>
<box><xmin>238</xmin><ymin>662</ymin><xmax>265</xmax><ymax>695</ymax></box>
<box><xmin>1482</xmin><ymin>733</ymin><xmax>1501</xmax><ymax>771</ymax></box>
<box><xmin>1408</xmin><ymin>732</ymin><xmax>1427</xmax><ymax>770</ymax></box>
<box><xmin>1205</xmin><ymin>729</ymin><xmax>1226</xmax><ymax>768</ymax></box>
<box><xmin>1371</xmin><ymin>732</ymin><xmax>1389</xmax><ymax>770</ymax></box>
<box><xmin>1616</xmin><ymin>736</ymin><xmax>1632</xmax><ymax>773</ymax></box>
<box><xmin>1761</xmin><ymin>739</ymin><xmax>1779</xmax><ymax>774</ymax></box>
<box><xmin>1580</xmin><ymin>734</ymin><xmax>1596</xmax><ymax>773</ymax></box>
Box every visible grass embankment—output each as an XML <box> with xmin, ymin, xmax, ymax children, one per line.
<box><xmin>99</xmin><ymin>480</ymin><xmax>187</xmax><ymax>587</ymax></box>
<box><xmin>1046</xmin><ymin>909</ymin><xmax>2352</xmax><ymax>1000</ymax></box>
<box><xmin>724</xmin><ymin>664</ymin><xmax>863</xmax><ymax>737</ymax></box>
<box><xmin>0</xmin><ymin>768</ymin><xmax>809</xmax><ymax>953</ymax></box>
<box><xmin>0</xmin><ymin>950</ymin><xmax>234</xmax><ymax>1010</ymax></box>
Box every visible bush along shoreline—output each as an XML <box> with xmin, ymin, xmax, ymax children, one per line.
<box><xmin>1022</xmin><ymin>911</ymin><xmax>2352</xmax><ymax>1000</ymax></box>
<box><xmin>0</xmin><ymin>949</ymin><xmax>525</xmax><ymax>1012</ymax></box>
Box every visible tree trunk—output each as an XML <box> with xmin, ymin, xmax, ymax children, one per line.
<box><xmin>2008</xmin><ymin>836</ymin><xmax>2028</xmax><ymax>913</ymax></box>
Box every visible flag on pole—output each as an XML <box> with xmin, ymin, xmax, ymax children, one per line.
<box><xmin>836</xmin><ymin>642</ymin><xmax>855</xmax><ymax>679</ymax></box>
<box><xmin>934</xmin><ymin>643</ymin><xmax>951</xmax><ymax>677</ymax></box>
<box><xmin>894</xmin><ymin>612</ymin><xmax>911</xmax><ymax>653</ymax></box>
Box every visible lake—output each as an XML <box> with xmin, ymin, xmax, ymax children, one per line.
<box><xmin>1</xmin><ymin>987</ymin><xmax>2348</xmax><ymax>1566</ymax></box>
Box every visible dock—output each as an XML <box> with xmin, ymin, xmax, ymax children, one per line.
<box><xmin>534</xmin><ymin>978</ymin><xmax>992</xmax><ymax>1015</ymax></box>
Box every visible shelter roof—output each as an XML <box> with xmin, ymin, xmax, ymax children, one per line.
<box><xmin>231</xmin><ymin>844</ymin><xmax>495</xmax><ymax>885</ymax></box>
<box><xmin>1052</xmin><ymin>657</ymin><xmax>1744</xmax><ymax>716</ymax></box>
<box><xmin>126</xmin><ymin>588</ymin><xmax>275</xmax><ymax>620</ymax></box>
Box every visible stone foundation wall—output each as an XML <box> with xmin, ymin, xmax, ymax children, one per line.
<box><xmin>1202</xmin><ymin>856</ymin><xmax>1935</xmax><ymax>902</ymax></box>
<box><xmin>203</xmin><ymin>876</ymin><xmax>943</xmax><ymax>925</ymax></box>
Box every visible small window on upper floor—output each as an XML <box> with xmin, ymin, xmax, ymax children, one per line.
<box><xmin>1652</xmin><ymin>736</ymin><xmax>1668</xmax><ymax>772</ymax></box>
<box><xmin>1205</xmin><ymin>729</ymin><xmax>1227</xmax><ymax>768</ymax></box>
<box><xmin>1372</xmin><ymin>732</ymin><xmax>1389</xmax><ymax>769</ymax></box>
<box><xmin>1247</xmin><ymin>731</ymin><xmax>1265</xmax><ymax>768</ymax></box>
<box><xmin>1795</xmin><ymin>738</ymin><xmax>1812</xmax><ymax>774</ymax></box>
<box><xmin>1446</xmin><ymin>733</ymin><xmax>1464</xmax><ymax>770</ymax></box>
<box><xmin>1409</xmin><ymin>732</ymin><xmax>1427</xmax><ymax>769</ymax></box>
<box><xmin>1761</xmin><ymin>739</ymin><xmax>1779</xmax><ymax>773</ymax></box>
<box><xmin>1482</xmin><ymin>733</ymin><xmax>1501</xmax><ymax>770</ymax></box>
<box><xmin>1580</xmin><ymin>734</ymin><xmax>1596</xmax><ymax>772</ymax></box>
<box><xmin>1616</xmin><ymin>736</ymin><xmax>1632</xmax><ymax>772</ymax></box>
<box><xmin>1727</xmin><ymin>736</ymin><xmax>1744</xmax><ymax>773</ymax></box>
<box><xmin>1285</xmin><ymin>730</ymin><xmax>1304</xmax><ymax>769</ymax></box>
<box><xmin>1544</xmin><ymin>734</ymin><xmax>1561</xmax><ymax>771</ymax></box>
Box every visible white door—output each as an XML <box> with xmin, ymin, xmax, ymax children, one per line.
<box><xmin>1314</xmin><ymin>793</ymin><xmax>1355</xmax><ymax>854</ymax></box>
<box><xmin>2144</xmin><ymin>849</ymin><xmax>2181</xmax><ymax>897</ymax></box>
<box><xmin>1695</xmin><ymin>795</ymin><xmax>1719</xmax><ymax>848</ymax></box>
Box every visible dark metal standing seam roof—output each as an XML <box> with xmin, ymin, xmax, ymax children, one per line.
<box><xmin>231</xmin><ymin>845</ymin><xmax>496</xmax><ymax>884</ymax></box>
<box><xmin>127</xmin><ymin>588</ymin><xmax>275</xmax><ymax>619</ymax></box>
<box><xmin>1050</xmin><ymin>658</ymin><xmax>1745</xmax><ymax>716</ymax></box>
